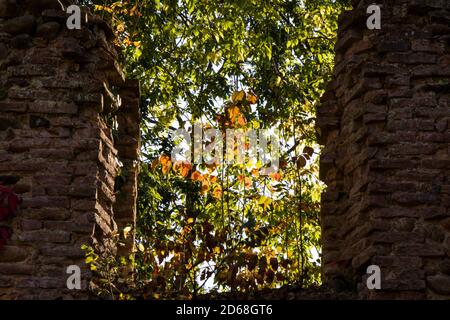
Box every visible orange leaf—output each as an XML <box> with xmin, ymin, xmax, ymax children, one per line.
<box><xmin>160</xmin><ymin>154</ymin><xmax>171</xmax><ymax>166</ymax></box>
<box><xmin>270</xmin><ymin>172</ymin><xmax>281</xmax><ymax>181</ymax></box>
<box><xmin>237</xmin><ymin>115</ymin><xmax>247</xmax><ymax>126</ymax></box>
<box><xmin>201</xmin><ymin>183</ymin><xmax>209</xmax><ymax>194</ymax></box>
<box><xmin>227</xmin><ymin>106</ymin><xmax>241</xmax><ymax>122</ymax></box>
<box><xmin>246</xmin><ymin>93</ymin><xmax>258</xmax><ymax>104</ymax></box>
<box><xmin>212</xmin><ymin>186</ymin><xmax>222</xmax><ymax>199</ymax></box>
<box><xmin>191</xmin><ymin>171</ymin><xmax>202</xmax><ymax>181</ymax></box>
<box><xmin>181</xmin><ymin>162</ymin><xmax>192</xmax><ymax>178</ymax></box>
<box><xmin>244</xmin><ymin>177</ymin><xmax>252</xmax><ymax>189</ymax></box>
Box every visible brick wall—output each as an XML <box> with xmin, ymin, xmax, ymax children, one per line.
<box><xmin>318</xmin><ymin>0</ymin><xmax>450</xmax><ymax>299</ymax></box>
<box><xmin>0</xmin><ymin>1</ymin><xmax>139</xmax><ymax>299</ymax></box>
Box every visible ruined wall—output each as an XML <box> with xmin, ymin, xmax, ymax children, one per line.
<box><xmin>318</xmin><ymin>0</ymin><xmax>450</xmax><ymax>299</ymax></box>
<box><xmin>0</xmin><ymin>1</ymin><xmax>139</xmax><ymax>299</ymax></box>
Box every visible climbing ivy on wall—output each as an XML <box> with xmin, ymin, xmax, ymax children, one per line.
<box><xmin>84</xmin><ymin>0</ymin><xmax>351</xmax><ymax>298</ymax></box>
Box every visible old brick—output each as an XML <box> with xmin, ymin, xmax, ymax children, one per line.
<box><xmin>0</xmin><ymin>246</ymin><xmax>28</xmax><ymax>262</ymax></box>
<box><xmin>427</xmin><ymin>274</ymin><xmax>450</xmax><ymax>295</ymax></box>
<box><xmin>394</xmin><ymin>243</ymin><xmax>444</xmax><ymax>257</ymax></box>
<box><xmin>19</xmin><ymin>230</ymin><xmax>71</xmax><ymax>243</ymax></box>
<box><xmin>11</xmin><ymin>34</ymin><xmax>32</xmax><ymax>49</ymax></box>
<box><xmin>377</xmin><ymin>40</ymin><xmax>410</xmax><ymax>52</ymax></box>
<box><xmin>0</xmin><ymin>0</ymin><xmax>19</xmax><ymax>18</ymax></box>
<box><xmin>41</xmin><ymin>245</ymin><xmax>85</xmax><ymax>259</ymax></box>
<box><xmin>28</xmin><ymin>101</ymin><xmax>78</xmax><ymax>114</ymax></box>
<box><xmin>21</xmin><ymin>219</ymin><xmax>42</xmax><ymax>231</ymax></box>
<box><xmin>0</xmin><ymin>262</ymin><xmax>33</xmax><ymax>275</ymax></box>
<box><xmin>28</xmin><ymin>208</ymin><xmax>70</xmax><ymax>221</ymax></box>
<box><xmin>392</xmin><ymin>192</ymin><xmax>438</xmax><ymax>205</ymax></box>
<box><xmin>39</xmin><ymin>277</ymin><xmax>65</xmax><ymax>289</ymax></box>
<box><xmin>412</xmin><ymin>65</ymin><xmax>450</xmax><ymax>77</ymax></box>
<box><xmin>3</xmin><ymin>15</ymin><xmax>35</xmax><ymax>34</ymax></box>
<box><xmin>0</xmin><ymin>101</ymin><xmax>27</xmax><ymax>112</ymax></box>
<box><xmin>382</xmin><ymin>279</ymin><xmax>426</xmax><ymax>291</ymax></box>
<box><xmin>30</xmin><ymin>148</ymin><xmax>73</xmax><ymax>160</ymax></box>
<box><xmin>35</xmin><ymin>22</ymin><xmax>60</xmax><ymax>39</ymax></box>
<box><xmin>412</xmin><ymin>39</ymin><xmax>445</xmax><ymax>52</ymax></box>
<box><xmin>0</xmin><ymin>276</ymin><xmax>12</xmax><ymax>287</ymax></box>
<box><xmin>21</xmin><ymin>196</ymin><xmax>69</xmax><ymax>209</ymax></box>
<box><xmin>43</xmin><ymin>221</ymin><xmax>93</xmax><ymax>233</ymax></box>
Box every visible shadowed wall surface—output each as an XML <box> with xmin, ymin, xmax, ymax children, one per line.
<box><xmin>0</xmin><ymin>1</ymin><xmax>139</xmax><ymax>299</ymax></box>
<box><xmin>318</xmin><ymin>0</ymin><xmax>450</xmax><ymax>299</ymax></box>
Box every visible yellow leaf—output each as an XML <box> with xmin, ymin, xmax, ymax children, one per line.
<box><xmin>137</xmin><ymin>243</ymin><xmax>145</xmax><ymax>252</ymax></box>
<box><xmin>214</xmin><ymin>246</ymin><xmax>221</xmax><ymax>254</ymax></box>
<box><xmin>231</xmin><ymin>90</ymin><xmax>246</xmax><ymax>103</ymax></box>
<box><xmin>187</xmin><ymin>217</ymin><xmax>194</xmax><ymax>224</ymax></box>
<box><xmin>116</xmin><ymin>23</ymin><xmax>125</xmax><ymax>33</ymax></box>
<box><xmin>258</xmin><ymin>196</ymin><xmax>272</xmax><ymax>210</ymax></box>
<box><xmin>123</xmin><ymin>226</ymin><xmax>132</xmax><ymax>238</ymax></box>
<box><xmin>161</xmin><ymin>160</ymin><xmax>172</xmax><ymax>174</ymax></box>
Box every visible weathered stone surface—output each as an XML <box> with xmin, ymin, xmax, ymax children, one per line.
<box><xmin>0</xmin><ymin>246</ymin><xmax>28</xmax><ymax>262</ymax></box>
<box><xmin>318</xmin><ymin>0</ymin><xmax>450</xmax><ymax>299</ymax></box>
<box><xmin>35</xmin><ymin>22</ymin><xmax>59</xmax><ymax>39</ymax></box>
<box><xmin>0</xmin><ymin>0</ymin><xmax>19</xmax><ymax>18</ymax></box>
<box><xmin>0</xmin><ymin>5</ymin><xmax>139</xmax><ymax>299</ymax></box>
<box><xmin>3</xmin><ymin>15</ymin><xmax>36</xmax><ymax>35</ymax></box>
<box><xmin>427</xmin><ymin>274</ymin><xmax>450</xmax><ymax>295</ymax></box>
<box><xmin>10</xmin><ymin>34</ymin><xmax>32</xmax><ymax>49</ymax></box>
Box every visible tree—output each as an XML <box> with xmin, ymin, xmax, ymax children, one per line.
<box><xmin>87</xmin><ymin>0</ymin><xmax>351</xmax><ymax>299</ymax></box>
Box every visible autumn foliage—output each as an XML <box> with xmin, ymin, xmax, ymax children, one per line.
<box><xmin>85</xmin><ymin>0</ymin><xmax>350</xmax><ymax>299</ymax></box>
<box><xmin>135</xmin><ymin>90</ymin><xmax>322</xmax><ymax>298</ymax></box>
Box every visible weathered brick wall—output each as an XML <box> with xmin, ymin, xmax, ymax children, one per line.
<box><xmin>0</xmin><ymin>1</ymin><xmax>139</xmax><ymax>299</ymax></box>
<box><xmin>318</xmin><ymin>0</ymin><xmax>450</xmax><ymax>299</ymax></box>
